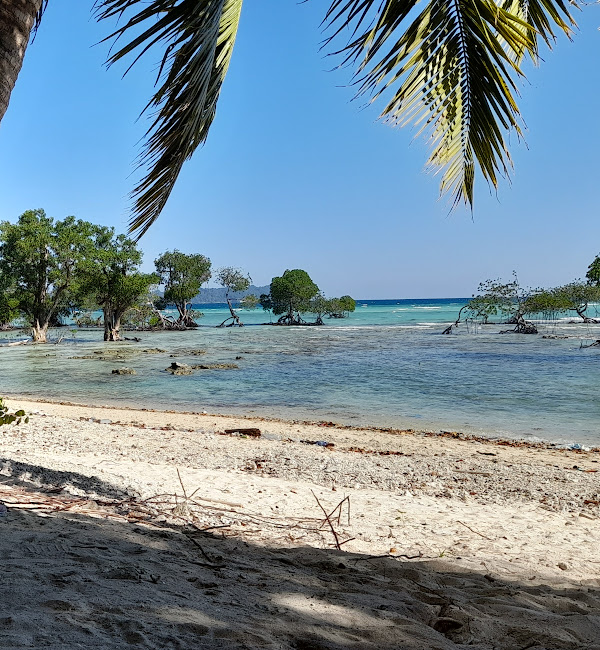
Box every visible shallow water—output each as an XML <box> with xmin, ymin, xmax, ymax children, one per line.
<box><xmin>1</xmin><ymin>299</ymin><xmax>600</xmax><ymax>446</ymax></box>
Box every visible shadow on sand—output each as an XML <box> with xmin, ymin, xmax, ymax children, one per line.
<box><xmin>1</xmin><ymin>462</ymin><xmax>599</xmax><ymax>650</ymax></box>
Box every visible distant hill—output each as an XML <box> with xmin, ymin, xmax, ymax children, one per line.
<box><xmin>191</xmin><ymin>285</ymin><xmax>269</xmax><ymax>304</ymax></box>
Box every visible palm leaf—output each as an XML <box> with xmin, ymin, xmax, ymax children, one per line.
<box><xmin>324</xmin><ymin>0</ymin><xmax>577</xmax><ymax>209</ymax></box>
<box><xmin>94</xmin><ymin>0</ymin><xmax>243</xmax><ymax>237</ymax></box>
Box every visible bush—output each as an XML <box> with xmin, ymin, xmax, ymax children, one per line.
<box><xmin>0</xmin><ymin>397</ymin><xmax>28</xmax><ymax>426</ymax></box>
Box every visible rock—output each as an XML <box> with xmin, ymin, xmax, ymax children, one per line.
<box><xmin>165</xmin><ymin>362</ymin><xmax>194</xmax><ymax>376</ymax></box>
<box><xmin>557</xmin><ymin>562</ymin><xmax>569</xmax><ymax>571</ymax></box>
<box><xmin>112</xmin><ymin>368</ymin><xmax>136</xmax><ymax>375</ymax></box>
<box><xmin>191</xmin><ymin>363</ymin><xmax>239</xmax><ymax>370</ymax></box>
<box><xmin>140</xmin><ymin>348</ymin><xmax>166</xmax><ymax>354</ymax></box>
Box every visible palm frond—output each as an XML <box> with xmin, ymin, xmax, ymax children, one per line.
<box><xmin>34</xmin><ymin>1</ymin><xmax>49</xmax><ymax>35</ymax></box>
<box><xmin>95</xmin><ymin>0</ymin><xmax>243</xmax><ymax>237</ymax></box>
<box><xmin>325</xmin><ymin>0</ymin><xmax>577</xmax><ymax>209</ymax></box>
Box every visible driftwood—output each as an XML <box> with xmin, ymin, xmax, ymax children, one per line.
<box><xmin>224</xmin><ymin>427</ymin><xmax>261</xmax><ymax>438</ymax></box>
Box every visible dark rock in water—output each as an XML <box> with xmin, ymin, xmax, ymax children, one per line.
<box><xmin>112</xmin><ymin>368</ymin><xmax>136</xmax><ymax>375</ymax></box>
<box><xmin>140</xmin><ymin>348</ymin><xmax>166</xmax><ymax>354</ymax></box>
<box><xmin>191</xmin><ymin>363</ymin><xmax>239</xmax><ymax>370</ymax></box>
<box><xmin>165</xmin><ymin>362</ymin><xmax>194</xmax><ymax>376</ymax></box>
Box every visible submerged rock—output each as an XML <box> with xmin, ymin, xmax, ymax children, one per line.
<box><xmin>165</xmin><ymin>362</ymin><xmax>194</xmax><ymax>376</ymax></box>
<box><xmin>140</xmin><ymin>348</ymin><xmax>166</xmax><ymax>354</ymax></box>
<box><xmin>191</xmin><ymin>363</ymin><xmax>239</xmax><ymax>370</ymax></box>
<box><xmin>112</xmin><ymin>368</ymin><xmax>136</xmax><ymax>375</ymax></box>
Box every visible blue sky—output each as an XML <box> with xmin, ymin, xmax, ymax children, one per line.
<box><xmin>0</xmin><ymin>1</ymin><xmax>598</xmax><ymax>298</ymax></box>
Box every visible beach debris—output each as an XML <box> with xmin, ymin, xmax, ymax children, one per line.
<box><xmin>224</xmin><ymin>427</ymin><xmax>261</xmax><ymax>438</ymax></box>
<box><xmin>301</xmin><ymin>440</ymin><xmax>334</xmax><ymax>448</ymax></box>
<box><xmin>112</xmin><ymin>368</ymin><xmax>136</xmax><ymax>375</ymax></box>
<box><xmin>165</xmin><ymin>362</ymin><xmax>194</xmax><ymax>375</ymax></box>
<box><xmin>557</xmin><ymin>562</ymin><xmax>569</xmax><ymax>571</ymax></box>
<box><xmin>457</xmin><ymin>520</ymin><xmax>494</xmax><ymax>541</ymax></box>
<box><xmin>311</xmin><ymin>492</ymin><xmax>353</xmax><ymax>551</ymax></box>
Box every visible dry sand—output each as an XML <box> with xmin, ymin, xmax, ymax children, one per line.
<box><xmin>1</xmin><ymin>397</ymin><xmax>599</xmax><ymax>649</ymax></box>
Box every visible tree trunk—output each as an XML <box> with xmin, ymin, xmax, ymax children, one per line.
<box><xmin>0</xmin><ymin>0</ymin><xmax>44</xmax><ymax>124</ymax></box>
<box><xmin>103</xmin><ymin>308</ymin><xmax>123</xmax><ymax>341</ymax></box>
<box><xmin>218</xmin><ymin>298</ymin><xmax>242</xmax><ymax>327</ymax></box>
<box><xmin>31</xmin><ymin>318</ymin><xmax>47</xmax><ymax>343</ymax></box>
<box><xmin>576</xmin><ymin>307</ymin><xmax>597</xmax><ymax>323</ymax></box>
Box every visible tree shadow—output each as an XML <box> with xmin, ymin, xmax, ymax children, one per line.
<box><xmin>1</xmin><ymin>468</ymin><xmax>599</xmax><ymax>650</ymax></box>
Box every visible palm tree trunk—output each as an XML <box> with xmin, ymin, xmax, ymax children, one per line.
<box><xmin>0</xmin><ymin>0</ymin><xmax>43</xmax><ymax>123</ymax></box>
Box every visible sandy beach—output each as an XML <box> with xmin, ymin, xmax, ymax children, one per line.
<box><xmin>1</xmin><ymin>397</ymin><xmax>599</xmax><ymax>649</ymax></box>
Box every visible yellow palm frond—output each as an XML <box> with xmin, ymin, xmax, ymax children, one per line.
<box><xmin>325</xmin><ymin>0</ymin><xmax>578</xmax><ymax>208</ymax></box>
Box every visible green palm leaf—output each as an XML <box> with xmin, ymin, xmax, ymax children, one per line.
<box><xmin>94</xmin><ymin>0</ymin><xmax>243</xmax><ymax>237</ymax></box>
<box><xmin>325</xmin><ymin>0</ymin><xmax>577</xmax><ymax>209</ymax></box>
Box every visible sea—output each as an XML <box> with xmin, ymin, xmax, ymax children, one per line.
<box><xmin>1</xmin><ymin>298</ymin><xmax>600</xmax><ymax>447</ymax></box>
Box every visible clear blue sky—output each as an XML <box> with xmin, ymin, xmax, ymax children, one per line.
<box><xmin>0</xmin><ymin>1</ymin><xmax>598</xmax><ymax>298</ymax></box>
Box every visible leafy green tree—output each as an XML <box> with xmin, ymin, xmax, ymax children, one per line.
<box><xmin>328</xmin><ymin>296</ymin><xmax>356</xmax><ymax>319</ymax></box>
<box><xmin>240</xmin><ymin>293</ymin><xmax>258</xmax><ymax>310</ymax></box>
<box><xmin>0</xmin><ymin>1</ymin><xmax>577</xmax><ymax>234</ymax></box>
<box><xmin>154</xmin><ymin>250</ymin><xmax>211</xmax><ymax>328</ymax></box>
<box><xmin>445</xmin><ymin>274</ymin><xmax>538</xmax><ymax>334</ymax></box>
<box><xmin>216</xmin><ymin>267</ymin><xmax>251</xmax><ymax>327</ymax></box>
<box><xmin>76</xmin><ymin>229</ymin><xmax>158</xmax><ymax>340</ymax></box>
<box><xmin>586</xmin><ymin>256</ymin><xmax>600</xmax><ymax>287</ymax></box>
<box><xmin>0</xmin><ymin>210</ymin><xmax>96</xmax><ymax>342</ymax></box>
<box><xmin>550</xmin><ymin>282</ymin><xmax>600</xmax><ymax>323</ymax></box>
<box><xmin>309</xmin><ymin>293</ymin><xmax>330</xmax><ymax>326</ymax></box>
<box><xmin>268</xmin><ymin>269</ymin><xmax>319</xmax><ymax>325</ymax></box>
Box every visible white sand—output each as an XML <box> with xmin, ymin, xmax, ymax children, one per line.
<box><xmin>1</xmin><ymin>397</ymin><xmax>599</xmax><ymax>649</ymax></box>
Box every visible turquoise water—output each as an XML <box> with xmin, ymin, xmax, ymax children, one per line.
<box><xmin>1</xmin><ymin>298</ymin><xmax>600</xmax><ymax>446</ymax></box>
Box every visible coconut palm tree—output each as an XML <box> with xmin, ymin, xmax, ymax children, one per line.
<box><xmin>0</xmin><ymin>1</ymin><xmax>578</xmax><ymax>236</ymax></box>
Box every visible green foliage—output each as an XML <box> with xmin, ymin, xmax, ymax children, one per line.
<box><xmin>586</xmin><ymin>255</ymin><xmax>600</xmax><ymax>287</ymax></box>
<box><xmin>0</xmin><ymin>397</ymin><xmax>28</xmax><ymax>426</ymax></box>
<box><xmin>550</xmin><ymin>282</ymin><xmax>600</xmax><ymax>321</ymax></box>
<box><xmin>154</xmin><ymin>250</ymin><xmax>211</xmax><ymax>326</ymax></box>
<box><xmin>269</xmin><ymin>270</ymin><xmax>319</xmax><ymax>323</ymax></box>
<box><xmin>259</xmin><ymin>293</ymin><xmax>273</xmax><ymax>312</ymax></box>
<box><xmin>240</xmin><ymin>294</ymin><xmax>258</xmax><ymax>310</ymax></box>
<box><xmin>216</xmin><ymin>267</ymin><xmax>251</xmax><ymax>298</ymax></box>
<box><xmin>465</xmin><ymin>276</ymin><xmax>523</xmax><ymax>322</ymax></box>
<box><xmin>331</xmin><ymin>295</ymin><xmax>356</xmax><ymax>317</ymax></box>
<box><xmin>0</xmin><ymin>209</ymin><xmax>97</xmax><ymax>341</ymax></box>
<box><xmin>309</xmin><ymin>294</ymin><xmax>356</xmax><ymax>322</ymax></box>
<box><xmin>72</xmin><ymin>228</ymin><xmax>158</xmax><ymax>340</ymax></box>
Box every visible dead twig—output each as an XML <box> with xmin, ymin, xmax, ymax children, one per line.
<box><xmin>183</xmin><ymin>533</ymin><xmax>225</xmax><ymax>567</ymax></box>
<box><xmin>311</xmin><ymin>491</ymin><xmax>354</xmax><ymax>551</ymax></box>
<box><xmin>457</xmin><ymin>520</ymin><xmax>494</xmax><ymax>541</ymax></box>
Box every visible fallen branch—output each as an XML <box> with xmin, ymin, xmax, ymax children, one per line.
<box><xmin>457</xmin><ymin>520</ymin><xmax>494</xmax><ymax>541</ymax></box>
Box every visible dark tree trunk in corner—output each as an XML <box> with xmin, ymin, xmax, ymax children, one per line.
<box><xmin>0</xmin><ymin>0</ymin><xmax>43</xmax><ymax>124</ymax></box>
